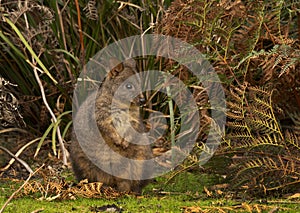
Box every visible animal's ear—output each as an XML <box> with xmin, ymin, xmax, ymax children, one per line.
<box><xmin>123</xmin><ymin>58</ymin><xmax>136</xmax><ymax>68</ymax></box>
<box><xmin>108</xmin><ymin>58</ymin><xmax>124</xmax><ymax>79</ymax></box>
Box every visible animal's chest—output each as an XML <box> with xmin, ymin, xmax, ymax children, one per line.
<box><xmin>110</xmin><ymin>107</ymin><xmax>141</xmax><ymax>133</ymax></box>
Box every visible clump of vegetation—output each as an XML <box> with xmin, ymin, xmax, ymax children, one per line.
<box><xmin>158</xmin><ymin>0</ymin><xmax>300</xmax><ymax>197</ymax></box>
<box><xmin>0</xmin><ymin>0</ymin><xmax>166</xmax><ymax>166</ymax></box>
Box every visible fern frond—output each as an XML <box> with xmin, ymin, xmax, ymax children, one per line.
<box><xmin>232</xmin><ymin>144</ymin><xmax>300</xmax><ymax>194</ymax></box>
<box><xmin>226</xmin><ymin>100</ymin><xmax>243</xmax><ymax>112</ymax></box>
<box><xmin>280</xmin><ymin>57</ymin><xmax>299</xmax><ymax>77</ymax></box>
<box><xmin>253</xmin><ymin>134</ymin><xmax>284</xmax><ymax>148</ymax></box>
<box><xmin>226</xmin><ymin>84</ymin><xmax>248</xmax><ymax>121</ymax></box>
<box><xmin>228</xmin><ymin>132</ymin><xmax>253</xmax><ymax>140</ymax></box>
<box><xmin>285</xmin><ymin>129</ymin><xmax>300</xmax><ymax>151</ymax></box>
<box><xmin>226</xmin><ymin>111</ymin><xmax>244</xmax><ymax>120</ymax></box>
<box><xmin>248</xmin><ymin>115</ymin><xmax>281</xmax><ymax>135</ymax></box>
<box><xmin>251</xmin><ymin>108</ymin><xmax>276</xmax><ymax>124</ymax></box>
<box><xmin>235</xmin><ymin>155</ymin><xmax>296</xmax><ymax>188</ymax></box>
<box><xmin>249</xmin><ymin>86</ymin><xmax>284</xmax><ymax>139</ymax></box>
<box><xmin>84</xmin><ymin>0</ymin><xmax>98</xmax><ymax>21</ymax></box>
<box><xmin>227</xmin><ymin>121</ymin><xmax>248</xmax><ymax>131</ymax></box>
<box><xmin>229</xmin><ymin>84</ymin><xmax>247</xmax><ymax>102</ymax></box>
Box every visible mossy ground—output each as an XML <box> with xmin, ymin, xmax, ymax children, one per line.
<box><xmin>1</xmin><ymin>190</ymin><xmax>299</xmax><ymax>213</ymax></box>
<box><xmin>1</xmin><ymin>171</ymin><xmax>299</xmax><ymax>213</ymax></box>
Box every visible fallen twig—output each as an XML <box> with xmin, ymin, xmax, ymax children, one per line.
<box><xmin>0</xmin><ymin>138</ymin><xmax>41</xmax><ymax>172</ymax></box>
<box><xmin>0</xmin><ymin>146</ymin><xmax>33</xmax><ymax>174</ymax></box>
<box><xmin>0</xmin><ymin>128</ymin><xmax>29</xmax><ymax>134</ymax></box>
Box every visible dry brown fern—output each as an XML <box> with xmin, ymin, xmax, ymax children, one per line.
<box><xmin>22</xmin><ymin>171</ymin><xmax>124</xmax><ymax>200</ymax></box>
<box><xmin>224</xmin><ymin>84</ymin><xmax>300</xmax><ymax>196</ymax></box>
<box><xmin>157</xmin><ymin>0</ymin><xmax>300</xmax><ymax>197</ymax></box>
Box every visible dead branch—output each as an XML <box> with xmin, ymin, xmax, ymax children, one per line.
<box><xmin>0</xmin><ymin>146</ymin><xmax>33</xmax><ymax>174</ymax></box>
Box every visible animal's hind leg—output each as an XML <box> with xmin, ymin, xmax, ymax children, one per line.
<box><xmin>116</xmin><ymin>179</ymin><xmax>132</xmax><ymax>192</ymax></box>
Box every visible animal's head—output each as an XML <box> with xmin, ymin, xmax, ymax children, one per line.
<box><xmin>106</xmin><ymin>58</ymin><xmax>145</xmax><ymax>106</ymax></box>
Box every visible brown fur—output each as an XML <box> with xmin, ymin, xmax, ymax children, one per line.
<box><xmin>70</xmin><ymin>59</ymin><xmax>153</xmax><ymax>193</ymax></box>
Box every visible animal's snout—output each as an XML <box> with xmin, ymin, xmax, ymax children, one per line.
<box><xmin>139</xmin><ymin>93</ymin><xmax>146</xmax><ymax>105</ymax></box>
<box><xmin>139</xmin><ymin>97</ymin><xmax>146</xmax><ymax>105</ymax></box>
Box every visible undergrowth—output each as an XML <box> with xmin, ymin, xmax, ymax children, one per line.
<box><xmin>0</xmin><ymin>0</ymin><xmax>167</xmax><ymax>164</ymax></box>
<box><xmin>158</xmin><ymin>0</ymin><xmax>300</xmax><ymax>197</ymax></box>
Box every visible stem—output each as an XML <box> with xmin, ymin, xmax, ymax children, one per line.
<box><xmin>164</xmin><ymin>74</ymin><xmax>176</xmax><ymax>166</ymax></box>
<box><xmin>31</xmin><ymin>63</ymin><xmax>68</xmax><ymax>165</ymax></box>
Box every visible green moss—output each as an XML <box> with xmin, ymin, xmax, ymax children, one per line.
<box><xmin>143</xmin><ymin>170</ymin><xmax>224</xmax><ymax>196</ymax></box>
<box><xmin>1</xmin><ymin>172</ymin><xmax>299</xmax><ymax>212</ymax></box>
<box><xmin>1</xmin><ymin>195</ymin><xmax>300</xmax><ymax>213</ymax></box>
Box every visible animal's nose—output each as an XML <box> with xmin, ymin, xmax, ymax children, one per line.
<box><xmin>139</xmin><ymin>97</ymin><xmax>146</xmax><ymax>105</ymax></box>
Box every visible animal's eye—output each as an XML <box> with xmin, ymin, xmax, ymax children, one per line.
<box><xmin>125</xmin><ymin>83</ymin><xmax>133</xmax><ymax>90</ymax></box>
